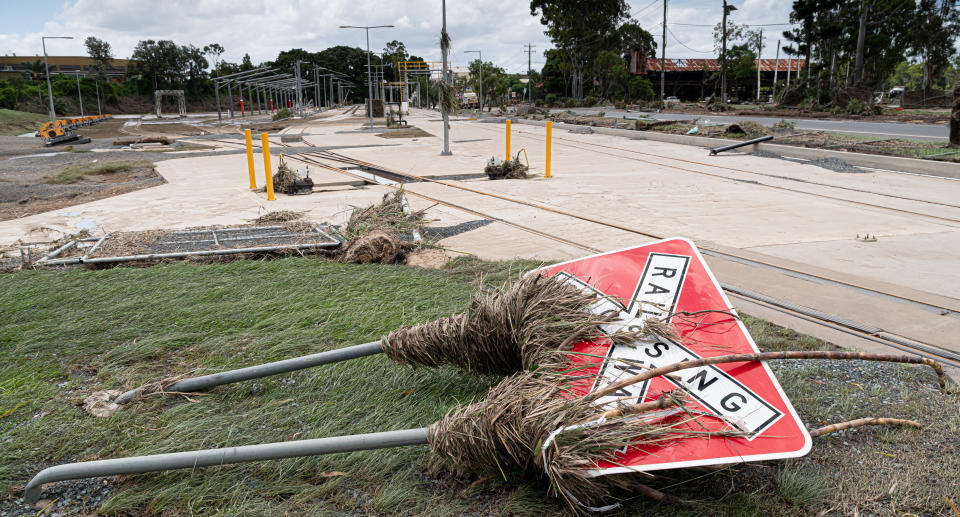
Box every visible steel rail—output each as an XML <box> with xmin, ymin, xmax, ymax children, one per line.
<box><xmin>500</xmin><ymin>123</ymin><xmax>960</xmax><ymax>212</ymax></box>
<box><xmin>287</xmin><ymin>156</ymin><xmax>960</xmax><ymax>367</ymax></box>
<box><xmin>314</xmin><ymin>149</ymin><xmax>960</xmax><ymax>318</ymax></box>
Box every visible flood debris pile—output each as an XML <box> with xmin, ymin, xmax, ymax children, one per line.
<box><xmin>341</xmin><ymin>230</ymin><xmax>402</xmax><ymax>264</ymax></box>
<box><xmin>485</xmin><ymin>158</ymin><xmax>530</xmax><ymax>180</ymax></box>
<box><xmin>724</xmin><ymin>120</ymin><xmax>773</xmax><ymax>139</ymax></box>
<box><xmin>271</xmin><ymin>162</ymin><xmax>313</xmax><ymax>195</ymax></box>
<box><xmin>254</xmin><ymin>210</ymin><xmax>305</xmax><ymax>224</ymax></box>
<box><xmin>339</xmin><ymin>189</ymin><xmax>427</xmax><ymax>264</ymax></box>
<box><xmin>428</xmin><ymin>370</ymin><xmax>703</xmax><ymax>510</ymax></box>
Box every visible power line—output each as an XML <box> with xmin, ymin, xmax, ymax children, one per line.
<box><xmin>630</xmin><ymin>0</ymin><xmax>661</xmax><ymax>18</ymax></box>
<box><xmin>670</xmin><ymin>22</ymin><xmax>792</xmax><ymax>27</ymax></box>
<box><xmin>667</xmin><ymin>27</ymin><xmax>713</xmax><ymax>54</ymax></box>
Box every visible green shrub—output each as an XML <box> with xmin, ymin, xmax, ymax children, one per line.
<box><xmin>544</xmin><ymin>93</ymin><xmax>557</xmax><ymax>106</ymax></box>
<box><xmin>0</xmin><ymin>87</ymin><xmax>16</xmax><ymax>109</ymax></box>
<box><xmin>584</xmin><ymin>95</ymin><xmax>598</xmax><ymax>106</ymax></box>
<box><xmin>628</xmin><ymin>75</ymin><xmax>655</xmax><ymax>101</ymax></box>
<box><xmin>597</xmin><ymin>111</ymin><xmax>606</xmax><ymax>117</ymax></box>
<box><xmin>772</xmin><ymin>118</ymin><xmax>796</xmax><ymax>130</ymax></box>
<box><xmin>272</xmin><ymin>107</ymin><xmax>291</xmax><ymax>120</ymax></box>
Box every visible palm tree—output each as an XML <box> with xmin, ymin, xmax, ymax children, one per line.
<box><xmin>23</xmin><ymin>60</ymin><xmax>46</xmax><ymax>105</ymax></box>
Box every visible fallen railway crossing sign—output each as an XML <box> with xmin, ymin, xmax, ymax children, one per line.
<box><xmin>538</xmin><ymin>238</ymin><xmax>812</xmax><ymax>474</ymax></box>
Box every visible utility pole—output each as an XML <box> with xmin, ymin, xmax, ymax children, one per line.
<box><xmin>721</xmin><ymin>1</ymin><xmax>737</xmax><ymax>105</ymax></box>
<box><xmin>523</xmin><ymin>43</ymin><xmax>536</xmax><ymax>103</ymax></box>
<box><xmin>755</xmin><ymin>28</ymin><xmax>762</xmax><ymax>102</ymax></box>
<box><xmin>772</xmin><ymin>39</ymin><xmax>780</xmax><ymax>103</ymax></box>
<box><xmin>441</xmin><ymin>0</ymin><xmax>451</xmax><ymax>155</ymax></box>
<box><xmin>660</xmin><ymin>0</ymin><xmax>667</xmax><ymax>105</ymax></box>
<box><xmin>294</xmin><ymin>60</ymin><xmax>303</xmax><ymax>117</ymax></box>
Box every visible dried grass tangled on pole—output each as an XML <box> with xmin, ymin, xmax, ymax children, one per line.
<box><xmin>382</xmin><ymin>273</ymin><xmax>643</xmax><ymax>375</ymax></box>
<box><xmin>272</xmin><ymin>162</ymin><xmax>300</xmax><ymax>192</ymax></box>
<box><xmin>437</xmin><ymin>81</ymin><xmax>458</xmax><ymax>116</ymax></box>
<box><xmin>428</xmin><ymin>370</ymin><xmax>732</xmax><ymax>511</ymax></box>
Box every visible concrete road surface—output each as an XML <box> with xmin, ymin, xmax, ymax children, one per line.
<box><xmin>552</xmin><ymin>107</ymin><xmax>950</xmax><ymax>141</ymax></box>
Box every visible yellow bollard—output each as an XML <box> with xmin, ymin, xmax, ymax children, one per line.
<box><xmin>545</xmin><ymin>121</ymin><xmax>552</xmax><ymax>178</ymax></box>
<box><xmin>244</xmin><ymin>129</ymin><xmax>256</xmax><ymax>189</ymax></box>
<box><xmin>261</xmin><ymin>132</ymin><xmax>274</xmax><ymax>201</ymax></box>
<box><xmin>505</xmin><ymin>119</ymin><xmax>511</xmax><ymax>161</ymax></box>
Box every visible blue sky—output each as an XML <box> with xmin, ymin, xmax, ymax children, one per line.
<box><xmin>0</xmin><ymin>1</ymin><xmax>798</xmax><ymax>72</ymax></box>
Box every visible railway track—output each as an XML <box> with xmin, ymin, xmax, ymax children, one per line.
<box><xmin>285</xmin><ymin>149</ymin><xmax>960</xmax><ymax>370</ymax></box>
<box><xmin>465</xmin><ymin>122</ymin><xmax>960</xmax><ymax>225</ymax></box>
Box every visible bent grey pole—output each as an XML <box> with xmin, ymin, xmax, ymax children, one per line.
<box><xmin>24</xmin><ymin>428</ymin><xmax>428</xmax><ymax>505</ymax></box>
<box><xmin>709</xmin><ymin>135</ymin><xmax>773</xmax><ymax>155</ymax></box>
<box><xmin>114</xmin><ymin>341</ymin><xmax>383</xmax><ymax>404</ymax></box>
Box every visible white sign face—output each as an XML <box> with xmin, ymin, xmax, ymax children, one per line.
<box><xmin>560</xmin><ymin>252</ymin><xmax>782</xmax><ymax>438</ymax></box>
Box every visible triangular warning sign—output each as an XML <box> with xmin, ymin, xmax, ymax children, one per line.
<box><xmin>537</xmin><ymin>238</ymin><xmax>811</xmax><ymax>474</ymax></box>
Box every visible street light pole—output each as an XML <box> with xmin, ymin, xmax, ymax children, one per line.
<box><xmin>441</xmin><ymin>0</ymin><xmax>451</xmax><ymax>155</ymax></box>
<box><xmin>41</xmin><ymin>36</ymin><xmax>73</xmax><ymax>123</ymax></box>
<box><xmin>464</xmin><ymin>50</ymin><xmax>482</xmax><ymax>113</ymax></box>
<box><xmin>340</xmin><ymin>24</ymin><xmax>394</xmax><ymax>130</ymax></box>
<box><xmin>74</xmin><ymin>72</ymin><xmax>84</xmax><ymax>117</ymax></box>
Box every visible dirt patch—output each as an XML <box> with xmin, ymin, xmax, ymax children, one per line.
<box><xmin>0</xmin><ymin>161</ymin><xmax>163</xmax><ymax>221</ymax></box>
<box><xmin>376</xmin><ymin>127</ymin><xmax>435</xmax><ymax>139</ymax></box>
<box><xmin>405</xmin><ymin>248</ymin><xmax>449</xmax><ymax>268</ymax></box>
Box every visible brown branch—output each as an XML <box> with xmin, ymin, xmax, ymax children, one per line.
<box><xmin>587</xmin><ymin>351</ymin><xmax>947</xmax><ymax>402</ymax></box>
<box><xmin>810</xmin><ymin>417</ymin><xmax>922</xmax><ymax>437</ymax></box>
<box><xmin>597</xmin><ymin>392</ymin><xmax>685</xmax><ymax>420</ymax></box>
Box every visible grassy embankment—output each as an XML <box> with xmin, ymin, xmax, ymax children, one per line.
<box><xmin>1</xmin><ymin>257</ymin><xmax>957</xmax><ymax>515</ymax></box>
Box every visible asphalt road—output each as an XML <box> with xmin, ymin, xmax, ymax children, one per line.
<box><xmin>552</xmin><ymin>107</ymin><xmax>950</xmax><ymax>141</ymax></box>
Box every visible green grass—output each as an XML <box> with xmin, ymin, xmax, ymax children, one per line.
<box><xmin>0</xmin><ymin>108</ymin><xmax>48</xmax><ymax>136</ymax></box>
<box><xmin>45</xmin><ymin>160</ymin><xmax>155</xmax><ymax>184</ymax></box>
<box><xmin>1</xmin><ymin>257</ymin><xmax>957</xmax><ymax>515</ymax></box>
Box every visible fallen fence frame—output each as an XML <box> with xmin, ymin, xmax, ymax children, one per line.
<box><xmin>31</xmin><ymin>224</ymin><xmax>341</xmax><ymax>267</ymax></box>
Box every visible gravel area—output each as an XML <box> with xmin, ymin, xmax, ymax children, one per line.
<box><xmin>752</xmin><ymin>150</ymin><xmax>867</xmax><ymax>173</ymax></box>
<box><xmin>424</xmin><ymin>219</ymin><xmax>494</xmax><ymax>241</ymax></box>
<box><xmin>0</xmin><ymin>477</ymin><xmax>113</xmax><ymax>516</ymax></box>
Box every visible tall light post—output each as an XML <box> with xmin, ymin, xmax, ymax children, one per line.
<box><xmin>74</xmin><ymin>71</ymin><xmax>84</xmax><ymax>117</ymax></box>
<box><xmin>464</xmin><ymin>50</ymin><xmax>482</xmax><ymax>113</ymax></box>
<box><xmin>42</xmin><ymin>36</ymin><xmax>73</xmax><ymax>123</ymax></box>
<box><xmin>339</xmin><ymin>24</ymin><xmax>394</xmax><ymax>130</ymax></box>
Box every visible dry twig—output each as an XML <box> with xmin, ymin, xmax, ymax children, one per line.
<box><xmin>810</xmin><ymin>417</ymin><xmax>922</xmax><ymax>437</ymax></box>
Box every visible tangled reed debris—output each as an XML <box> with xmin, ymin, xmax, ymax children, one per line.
<box><xmin>340</xmin><ymin>230</ymin><xmax>401</xmax><ymax>264</ymax></box>
<box><xmin>428</xmin><ymin>370</ymin><xmax>733</xmax><ymax>511</ymax></box>
<box><xmin>485</xmin><ymin>159</ymin><xmax>530</xmax><ymax>180</ymax></box>
<box><xmin>344</xmin><ymin>189</ymin><xmax>425</xmax><ymax>239</ymax></box>
<box><xmin>254</xmin><ymin>210</ymin><xmax>304</xmax><ymax>224</ymax></box>
<box><xmin>382</xmin><ymin>273</ymin><xmax>647</xmax><ymax>375</ymax></box>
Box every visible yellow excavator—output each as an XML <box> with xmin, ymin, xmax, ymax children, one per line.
<box><xmin>36</xmin><ymin>113</ymin><xmax>109</xmax><ymax>146</ymax></box>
